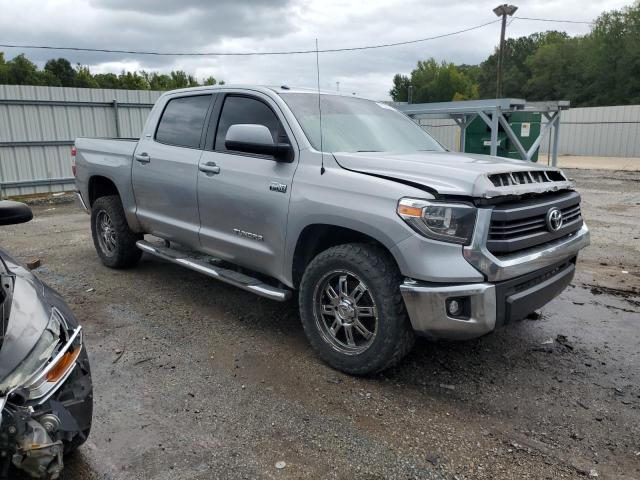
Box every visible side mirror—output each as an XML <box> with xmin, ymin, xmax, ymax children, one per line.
<box><xmin>225</xmin><ymin>124</ymin><xmax>293</xmax><ymax>162</ymax></box>
<box><xmin>0</xmin><ymin>201</ymin><xmax>33</xmax><ymax>226</ymax></box>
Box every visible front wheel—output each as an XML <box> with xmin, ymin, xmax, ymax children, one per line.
<box><xmin>91</xmin><ymin>195</ymin><xmax>142</xmax><ymax>268</ymax></box>
<box><xmin>299</xmin><ymin>243</ymin><xmax>415</xmax><ymax>375</ymax></box>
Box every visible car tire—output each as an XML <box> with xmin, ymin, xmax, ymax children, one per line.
<box><xmin>299</xmin><ymin>243</ymin><xmax>415</xmax><ymax>375</ymax></box>
<box><xmin>91</xmin><ymin>195</ymin><xmax>142</xmax><ymax>269</ymax></box>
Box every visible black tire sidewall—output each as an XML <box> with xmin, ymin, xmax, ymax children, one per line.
<box><xmin>90</xmin><ymin>195</ymin><xmax>141</xmax><ymax>268</ymax></box>
<box><xmin>299</xmin><ymin>244</ymin><xmax>414</xmax><ymax>375</ymax></box>
<box><xmin>91</xmin><ymin>202</ymin><xmax>119</xmax><ymax>265</ymax></box>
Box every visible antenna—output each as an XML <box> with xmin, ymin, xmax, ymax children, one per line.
<box><xmin>315</xmin><ymin>38</ymin><xmax>325</xmax><ymax>175</ymax></box>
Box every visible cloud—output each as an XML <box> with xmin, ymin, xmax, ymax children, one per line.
<box><xmin>0</xmin><ymin>0</ymin><xmax>631</xmax><ymax>99</ymax></box>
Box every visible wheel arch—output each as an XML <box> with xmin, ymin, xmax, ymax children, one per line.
<box><xmin>290</xmin><ymin>223</ymin><xmax>402</xmax><ymax>289</ymax></box>
<box><xmin>87</xmin><ymin>175</ymin><xmax>120</xmax><ymax>207</ymax></box>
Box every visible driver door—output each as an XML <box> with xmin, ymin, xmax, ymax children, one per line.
<box><xmin>197</xmin><ymin>93</ymin><xmax>298</xmax><ymax>280</ymax></box>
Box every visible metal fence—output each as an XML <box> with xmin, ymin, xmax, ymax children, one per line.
<box><xmin>0</xmin><ymin>85</ymin><xmax>162</xmax><ymax>197</ymax></box>
<box><xmin>420</xmin><ymin>104</ymin><xmax>640</xmax><ymax>160</ymax></box>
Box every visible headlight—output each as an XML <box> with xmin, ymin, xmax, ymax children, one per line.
<box><xmin>0</xmin><ymin>308</ymin><xmax>82</xmax><ymax>405</ymax></box>
<box><xmin>397</xmin><ymin>198</ymin><xmax>477</xmax><ymax>245</ymax></box>
<box><xmin>0</xmin><ymin>310</ymin><xmax>61</xmax><ymax>396</ymax></box>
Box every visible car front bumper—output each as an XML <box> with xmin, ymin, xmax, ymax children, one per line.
<box><xmin>400</xmin><ymin>259</ymin><xmax>576</xmax><ymax>340</ymax></box>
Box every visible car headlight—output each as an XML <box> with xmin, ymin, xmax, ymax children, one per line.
<box><xmin>397</xmin><ymin>198</ymin><xmax>477</xmax><ymax>245</ymax></box>
<box><xmin>0</xmin><ymin>308</ymin><xmax>82</xmax><ymax>405</ymax></box>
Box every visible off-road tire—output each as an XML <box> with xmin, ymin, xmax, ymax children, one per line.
<box><xmin>91</xmin><ymin>195</ymin><xmax>142</xmax><ymax>268</ymax></box>
<box><xmin>299</xmin><ymin>243</ymin><xmax>415</xmax><ymax>375</ymax></box>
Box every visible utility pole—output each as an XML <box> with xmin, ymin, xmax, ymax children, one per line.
<box><xmin>336</xmin><ymin>81</ymin><xmax>340</xmax><ymax>92</ymax></box>
<box><xmin>493</xmin><ymin>4</ymin><xmax>518</xmax><ymax>98</ymax></box>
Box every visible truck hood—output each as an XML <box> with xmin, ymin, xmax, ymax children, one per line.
<box><xmin>333</xmin><ymin>151</ymin><xmax>574</xmax><ymax>198</ymax></box>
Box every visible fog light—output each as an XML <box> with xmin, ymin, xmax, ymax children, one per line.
<box><xmin>446</xmin><ymin>297</ymin><xmax>470</xmax><ymax>319</ymax></box>
<box><xmin>448</xmin><ymin>299</ymin><xmax>461</xmax><ymax>316</ymax></box>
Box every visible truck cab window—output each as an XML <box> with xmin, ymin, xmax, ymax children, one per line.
<box><xmin>215</xmin><ymin>96</ymin><xmax>286</xmax><ymax>152</ymax></box>
<box><xmin>155</xmin><ymin>95</ymin><xmax>212</xmax><ymax>148</ymax></box>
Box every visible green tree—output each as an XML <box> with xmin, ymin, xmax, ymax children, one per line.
<box><xmin>477</xmin><ymin>31</ymin><xmax>569</xmax><ymax>98</ymax></box>
<box><xmin>390</xmin><ymin>60</ymin><xmax>479</xmax><ymax>103</ymax></box>
<box><xmin>409</xmin><ymin>59</ymin><xmax>479</xmax><ymax>103</ymax></box>
<box><xmin>44</xmin><ymin>58</ymin><xmax>77</xmax><ymax>87</ymax></box>
<box><xmin>75</xmin><ymin>65</ymin><xmax>99</xmax><ymax>88</ymax></box>
<box><xmin>5</xmin><ymin>54</ymin><xmax>41</xmax><ymax>85</ymax></box>
<box><xmin>169</xmin><ymin>70</ymin><xmax>199</xmax><ymax>89</ymax></box>
<box><xmin>94</xmin><ymin>73</ymin><xmax>121</xmax><ymax>89</ymax></box>
<box><xmin>586</xmin><ymin>2</ymin><xmax>640</xmax><ymax>105</ymax></box>
<box><xmin>118</xmin><ymin>71</ymin><xmax>148</xmax><ymax>90</ymax></box>
<box><xmin>389</xmin><ymin>74</ymin><xmax>410</xmax><ymax>101</ymax></box>
<box><xmin>0</xmin><ymin>52</ymin><xmax>10</xmax><ymax>84</ymax></box>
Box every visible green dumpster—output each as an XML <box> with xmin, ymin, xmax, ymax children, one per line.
<box><xmin>464</xmin><ymin>111</ymin><xmax>542</xmax><ymax>162</ymax></box>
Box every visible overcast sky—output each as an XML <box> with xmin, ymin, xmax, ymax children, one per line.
<box><xmin>0</xmin><ymin>0</ymin><xmax>632</xmax><ymax>99</ymax></box>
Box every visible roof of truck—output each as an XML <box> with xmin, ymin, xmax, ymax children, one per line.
<box><xmin>163</xmin><ymin>85</ymin><xmax>366</xmax><ymax>98</ymax></box>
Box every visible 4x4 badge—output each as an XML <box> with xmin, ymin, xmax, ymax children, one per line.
<box><xmin>269</xmin><ymin>182</ymin><xmax>287</xmax><ymax>193</ymax></box>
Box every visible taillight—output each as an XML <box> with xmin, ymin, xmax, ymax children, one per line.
<box><xmin>71</xmin><ymin>146</ymin><xmax>77</xmax><ymax>177</ymax></box>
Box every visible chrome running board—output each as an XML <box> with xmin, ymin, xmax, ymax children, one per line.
<box><xmin>136</xmin><ymin>240</ymin><xmax>291</xmax><ymax>302</ymax></box>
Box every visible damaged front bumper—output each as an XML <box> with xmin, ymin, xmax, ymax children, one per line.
<box><xmin>0</xmin><ymin>327</ymin><xmax>93</xmax><ymax>479</ymax></box>
<box><xmin>401</xmin><ymin>258</ymin><xmax>577</xmax><ymax>340</ymax></box>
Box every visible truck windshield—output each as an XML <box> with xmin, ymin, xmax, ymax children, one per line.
<box><xmin>280</xmin><ymin>93</ymin><xmax>443</xmax><ymax>154</ymax></box>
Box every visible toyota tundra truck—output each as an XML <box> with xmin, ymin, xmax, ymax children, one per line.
<box><xmin>73</xmin><ymin>86</ymin><xmax>590</xmax><ymax>375</ymax></box>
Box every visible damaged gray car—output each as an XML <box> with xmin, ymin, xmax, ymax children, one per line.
<box><xmin>0</xmin><ymin>201</ymin><xmax>93</xmax><ymax>479</ymax></box>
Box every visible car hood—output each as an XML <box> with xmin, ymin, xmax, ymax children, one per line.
<box><xmin>0</xmin><ymin>250</ymin><xmax>51</xmax><ymax>385</ymax></box>
<box><xmin>332</xmin><ymin>150</ymin><xmax>574</xmax><ymax>198</ymax></box>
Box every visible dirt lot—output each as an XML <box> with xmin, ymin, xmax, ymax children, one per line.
<box><xmin>2</xmin><ymin>168</ymin><xmax>639</xmax><ymax>480</ymax></box>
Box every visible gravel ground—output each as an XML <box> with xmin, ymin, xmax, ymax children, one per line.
<box><xmin>2</xmin><ymin>168</ymin><xmax>639</xmax><ymax>480</ymax></box>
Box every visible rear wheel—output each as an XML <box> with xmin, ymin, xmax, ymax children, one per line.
<box><xmin>299</xmin><ymin>243</ymin><xmax>415</xmax><ymax>375</ymax></box>
<box><xmin>91</xmin><ymin>195</ymin><xmax>142</xmax><ymax>268</ymax></box>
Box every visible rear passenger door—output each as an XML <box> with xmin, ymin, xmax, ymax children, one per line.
<box><xmin>197</xmin><ymin>92</ymin><xmax>298</xmax><ymax>280</ymax></box>
<box><xmin>132</xmin><ymin>93</ymin><xmax>215</xmax><ymax>248</ymax></box>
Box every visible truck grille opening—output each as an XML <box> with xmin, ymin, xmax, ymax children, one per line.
<box><xmin>487</xmin><ymin>191</ymin><xmax>583</xmax><ymax>255</ymax></box>
<box><xmin>488</xmin><ymin>170</ymin><xmax>566</xmax><ymax>187</ymax></box>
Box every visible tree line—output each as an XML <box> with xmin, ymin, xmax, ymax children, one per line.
<box><xmin>0</xmin><ymin>54</ymin><xmax>223</xmax><ymax>90</ymax></box>
<box><xmin>390</xmin><ymin>2</ymin><xmax>640</xmax><ymax>106</ymax></box>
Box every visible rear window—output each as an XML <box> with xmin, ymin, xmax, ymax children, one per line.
<box><xmin>155</xmin><ymin>95</ymin><xmax>211</xmax><ymax>148</ymax></box>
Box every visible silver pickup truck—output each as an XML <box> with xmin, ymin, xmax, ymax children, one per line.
<box><xmin>73</xmin><ymin>85</ymin><xmax>589</xmax><ymax>375</ymax></box>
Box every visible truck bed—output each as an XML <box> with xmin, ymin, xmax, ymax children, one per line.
<box><xmin>74</xmin><ymin>136</ymin><xmax>141</xmax><ymax>229</ymax></box>
<box><xmin>75</xmin><ymin>137</ymin><xmax>139</xmax><ymax>158</ymax></box>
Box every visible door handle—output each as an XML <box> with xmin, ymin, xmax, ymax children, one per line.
<box><xmin>134</xmin><ymin>153</ymin><xmax>151</xmax><ymax>163</ymax></box>
<box><xmin>199</xmin><ymin>161</ymin><xmax>220</xmax><ymax>175</ymax></box>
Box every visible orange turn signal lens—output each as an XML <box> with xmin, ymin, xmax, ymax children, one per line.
<box><xmin>46</xmin><ymin>348</ymin><xmax>81</xmax><ymax>383</ymax></box>
<box><xmin>397</xmin><ymin>204</ymin><xmax>423</xmax><ymax>217</ymax></box>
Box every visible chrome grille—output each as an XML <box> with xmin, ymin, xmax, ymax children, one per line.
<box><xmin>488</xmin><ymin>170</ymin><xmax>566</xmax><ymax>187</ymax></box>
<box><xmin>487</xmin><ymin>191</ymin><xmax>583</xmax><ymax>254</ymax></box>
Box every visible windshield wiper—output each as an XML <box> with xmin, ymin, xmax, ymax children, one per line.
<box><xmin>356</xmin><ymin>150</ymin><xmax>381</xmax><ymax>152</ymax></box>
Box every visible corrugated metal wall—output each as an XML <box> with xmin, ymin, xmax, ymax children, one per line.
<box><xmin>418</xmin><ymin>117</ymin><xmax>459</xmax><ymax>150</ymax></box>
<box><xmin>0</xmin><ymin>85</ymin><xmax>161</xmax><ymax>197</ymax></box>
<box><xmin>539</xmin><ymin>104</ymin><xmax>640</xmax><ymax>157</ymax></box>
<box><xmin>419</xmin><ymin>105</ymin><xmax>640</xmax><ymax>158</ymax></box>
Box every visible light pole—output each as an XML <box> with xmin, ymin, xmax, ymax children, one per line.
<box><xmin>493</xmin><ymin>4</ymin><xmax>518</xmax><ymax>98</ymax></box>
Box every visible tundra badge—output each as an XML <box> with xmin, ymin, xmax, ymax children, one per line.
<box><xmin>233</xmin><ymin>229</ymin><xmax>264</xmax><ymax>242</ymax></box>
<box><xmin>269</xmin><ymin>182</ymin><xmax>287</xmax><ymax>193</ymax></box>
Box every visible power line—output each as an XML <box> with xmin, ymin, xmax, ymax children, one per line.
<box><xmin>0</xmin><ymin>19</ymin><xmax>501</xmax><ymax>57</ymax></box>
<box><xmin>515</xmin><ymin>16</ymin><xmax>594</xmax><ymax>25</ymax></box>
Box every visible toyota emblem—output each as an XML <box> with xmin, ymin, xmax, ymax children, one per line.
<box><xmin>546</xmin><ymin>207</ymin><xmax>563</xmax><ymax>232</ymax></box>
